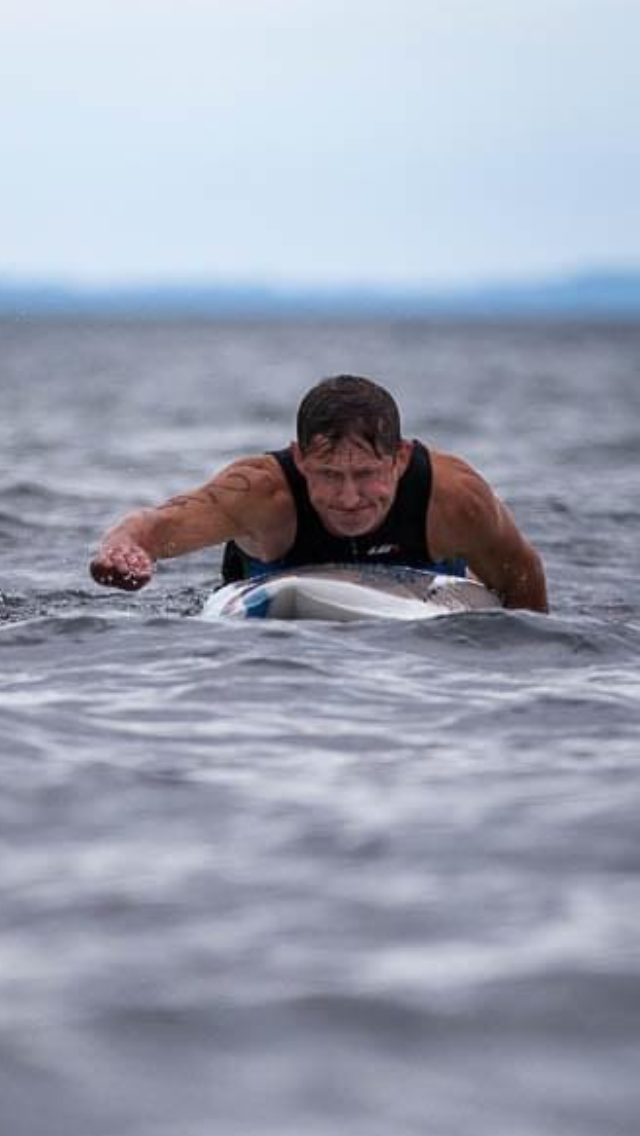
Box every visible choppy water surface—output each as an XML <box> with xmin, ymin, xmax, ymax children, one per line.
<box><xmin>1</xmin><ymin>318</ymin><xmax>639</xmax><ymax>1136</ymax></box>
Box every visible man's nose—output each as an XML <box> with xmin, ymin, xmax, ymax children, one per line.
<box><xmin>337</xmin><ymin>477</ymin><xmax>360</xmax><ymax>507</ymax></box>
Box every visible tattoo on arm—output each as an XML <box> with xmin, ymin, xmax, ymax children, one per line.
<box><xmin>160</xmin><ymin>474</ymin><xmax>251</xmax><ymax>511</ymax></box>
<box><xmin>156</xmin><ymin>470</ymin><xmax>254</xmax><ymax>530</ymax></box>
<box><xmin>217</xmin><ymin>471</ymin><xmax>252</xmax><ymax>494</ymax></box>
<box><xmin>157</xmin><ymin>493</ymin><xmax>203</xmax><ymax>512</ymax></box>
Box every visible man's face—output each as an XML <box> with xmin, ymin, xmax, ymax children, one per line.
<box><xmin>292</xmin><ymin>434</ymin><xmax>411</xmax><ymax>537</ymax></box>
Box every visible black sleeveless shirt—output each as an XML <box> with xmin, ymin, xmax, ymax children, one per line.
<box><xmin>221</xmin><ymin>440</ymin><xmax>440</xmax><ymax>583</ymax></box>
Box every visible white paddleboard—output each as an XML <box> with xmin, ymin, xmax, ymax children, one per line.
<box><xmin>201</xmin><ymin>564</ymin><xmax>502</xmax><ymax>622</ymax></box>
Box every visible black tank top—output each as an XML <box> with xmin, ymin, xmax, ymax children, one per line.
<box><xmin>221</xmin><ymin>440</ymin><xmax>436</xmax><ymax>583</ymax></box>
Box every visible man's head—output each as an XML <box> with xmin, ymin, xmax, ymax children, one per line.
<box><xmin>296</xmin><ymin>374</ymin><xmax>402</xmax><ymax>457</ymax></box>
<box><xmin>292</xmin><ymin>375</ymin><xmax>411</xmax><ymax>538</ymax></box>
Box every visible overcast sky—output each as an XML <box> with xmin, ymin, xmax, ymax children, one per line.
<box><xmin>1</xmin><ymin>0</ymin><xmax>638</xmax><ymax>286</ymax></box>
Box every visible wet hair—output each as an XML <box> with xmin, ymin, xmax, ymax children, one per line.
<box><xmin>296</xmin><ymin>375</ymin><xmax>402</xmax><ymax>456</ymax></box>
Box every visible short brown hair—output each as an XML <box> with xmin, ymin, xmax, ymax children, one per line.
<box><xmin>296</xmin><ymin>375</ymin><xmax>402</xmax><ymax>455</ymax></box>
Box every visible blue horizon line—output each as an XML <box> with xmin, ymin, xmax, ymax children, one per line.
<box><xmin>1</xmin><ymin>266</ymin><xmax>640</xmax><ymax>316</ymax></box>
<box><xmin>1</xmin><ymin>263</ymin><xmax>640</xmax><ymax>289</ymax></box>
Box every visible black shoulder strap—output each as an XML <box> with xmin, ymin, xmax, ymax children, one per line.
<box><xmin>270</xmin><ymin>447</ymin><xmax>310</xmax><ymax>515</ymax></box>
<box><xmin>221</xmin><ymin>448</ymin><xmax>312</xmax><ymax>582</ymax></box>
<box><xmin>365</xmin><ymin>440</ymin><xmax>432</xmax><ymax>561</ymax></box>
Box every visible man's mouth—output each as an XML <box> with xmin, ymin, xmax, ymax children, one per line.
<box><xmin>332</xmin><ymin>507</ymin><xmax>371</xmax><ymax>519</ymax></box>
<box><xmin>330</xmin><ymin>507</ymin><xmax>378</xmax><ymax>529</ymax></box>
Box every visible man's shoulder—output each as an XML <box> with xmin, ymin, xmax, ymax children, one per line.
<box><xmin>430</xmin><ymin>449</ymin><xmax>488</xmax><ymax>499</ymax></box>
<box><xmin>428</xmin><ymin>449</ymin><xmax>499</xmax><ymax>554</ymax></box>
<box><xmin>203</xmin><ymin>453</ymin><xmax>293</xmax><ymax>528</ymax></box>
<box><xmin>207</xmin><ymin>453</ymin><xmax>288</xmax><ymax>494</ymax></box>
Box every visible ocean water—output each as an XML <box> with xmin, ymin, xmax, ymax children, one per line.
<box><xmin>1</xmin><ymin>317</ymin><xmax>639</xmax><ymax>1136</ymax></box>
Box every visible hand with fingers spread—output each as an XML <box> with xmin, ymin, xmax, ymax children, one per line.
<box><xmin>90</xmin><ymin>540</ymin><xmax>154</xmax><ymax>591</ymax></box>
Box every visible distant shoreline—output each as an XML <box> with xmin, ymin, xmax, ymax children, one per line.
<box><xmin>1</xmin><ymin>270</ymin><xmax>640</xmax><ymax>318</ymax></box>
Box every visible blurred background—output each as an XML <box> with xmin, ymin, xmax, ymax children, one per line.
<box><xmin>1</xmin><ymin>0</ymin><xmax>639</xmax><ymax>307</ymax></box>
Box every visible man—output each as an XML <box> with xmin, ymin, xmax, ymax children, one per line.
<box><xmin>90</xmin><ymin>374</ymin><xmax>548</xmax><ymax>612</ymax></box>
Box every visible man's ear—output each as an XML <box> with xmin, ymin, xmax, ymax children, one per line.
<box><xmin>291</xmin><ymin>441</ymin><xmax>304</xmax><ymax>473</ymax></box>
<box><xmin>394</xmin><ymin>439</ymin><xmax>412</xmax><ymax>475</ymax></box>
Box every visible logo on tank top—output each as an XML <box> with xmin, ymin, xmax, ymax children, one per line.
<box><xmin>365</xmin><ymin>544</ymin><xmax>400</xmax><ymax>556</ymax></box>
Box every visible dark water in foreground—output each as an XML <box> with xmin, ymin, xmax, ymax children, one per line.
<box><xmin>1</xmin><ymin>318</ymin><xmax>639</xmax><ymax>1136</ymax></box>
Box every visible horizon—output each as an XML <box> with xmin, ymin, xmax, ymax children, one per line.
<box><xmin>2</xmin><ymin>264</ymin><xmax>640</xmax><ymax>293</ymax></box>
<box><xmin>2</xmin><ymin>264</ymin><xmax>640</xmax><ymax>318</ymax></box>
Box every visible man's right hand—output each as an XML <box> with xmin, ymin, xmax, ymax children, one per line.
<box><xmin>90</xmin><ymin>542</ymin><xmax>155</xmax><ymax>591</ymax></box>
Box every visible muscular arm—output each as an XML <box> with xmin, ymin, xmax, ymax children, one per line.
<box><xmin>90</xmin><ymin>457</ymin><xmax>285</xmax><ymax>590</ymax></box>
<box><xmin>429</xmin><ymin>456</ymin><xmax>548</xmax><ymax>613</ymax></box>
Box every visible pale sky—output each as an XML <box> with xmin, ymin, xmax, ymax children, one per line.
<box><xmin>1</xmin><ymin>0</ymin><xmax>638</xmax><ymax>286</ymax></box>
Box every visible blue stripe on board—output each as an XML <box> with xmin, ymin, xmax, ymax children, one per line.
<box><xmin>242</xmin><ymin>586</ymin><xmax>272</xmax><ymax>618</ymax></box>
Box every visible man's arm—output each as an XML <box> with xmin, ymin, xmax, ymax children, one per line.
<box><xmin>90</xmin><ymin>457</ymin><xmax>284</xmax><ymax>590</ymax></box>
<box><xmin>429</xmin><ymin>455</ymin><xmax>548</xmax><ymax>613</ymax></box>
